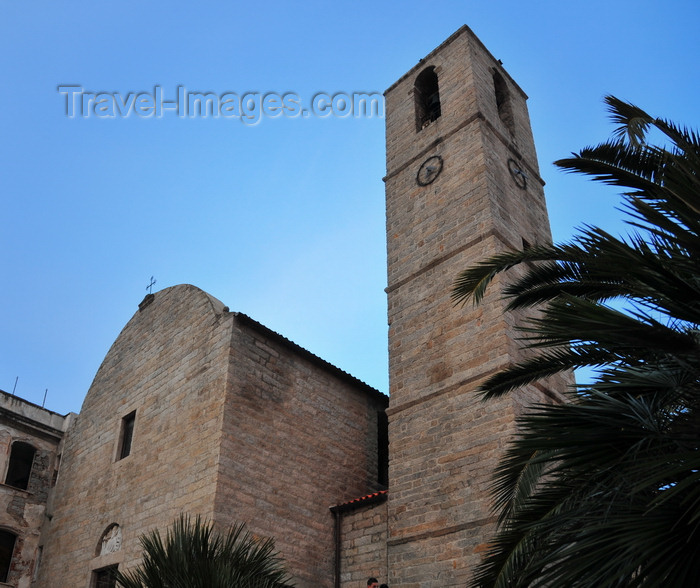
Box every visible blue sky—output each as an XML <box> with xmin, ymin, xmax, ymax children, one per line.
<box><xmin>1</xmin><ymin>0</ymin><xmax>698</xmax><ymax>415</ymax></box>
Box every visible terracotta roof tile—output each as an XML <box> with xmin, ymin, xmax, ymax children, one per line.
<box><xmin>330</xmin><ymin>490</ymin><xmax>388</xmax><ymax>513</ymax></box>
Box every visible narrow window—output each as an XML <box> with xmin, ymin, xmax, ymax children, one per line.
<box><xmin>377</xmin><ymin>411</ymin><xmax>389</xmax><ymax>487</ymax></box>
<box><xmin>493</xmin><ymin>70</ymin><xmax>515</xmax><ymax>134</ymax></box>
<box><xmin>414</xmin><ymin>66</ymin><xmax>441</xmax><ymax>131</ymax></box>
<box><xmin>5</xmin><ymin>441</ymin><xmax>36</xmax><ymax>490</ymax></box>
<box><xmin>0</xmin><ymin>530</ymin><xmax>17</xmax><ymax>582</ymax></box>
<box><xmin>118</xmin><ymin>411</ymin><xmax>136</xmax><ymax>460</ymax></box>
<box><xmin>92</xmin><ymin>565</ymin><xmax>118</xmax><ymax>588</ymax></box>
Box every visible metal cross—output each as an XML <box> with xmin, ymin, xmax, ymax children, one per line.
<box><xmin>146</xmin><ymin>276</ymin><xmax>157</xmax><ymax>294</ymax></box>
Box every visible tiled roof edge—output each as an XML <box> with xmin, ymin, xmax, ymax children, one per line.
<box><xmin>233</xmin><ymin>312</ymin><xmax>388</xmax><ymax>405</ymax></box>
<box><xmin>330</xmin><ymin>490</ymin><xmax>388</xmax><ymax>514</ymax></box>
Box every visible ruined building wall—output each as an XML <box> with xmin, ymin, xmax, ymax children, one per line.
<box><xmin>0</xmin><ymin>394</ymin><xmax>69</xmax><ymax>588</ymax></box>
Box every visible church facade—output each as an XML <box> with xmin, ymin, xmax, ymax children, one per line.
<box><xmin>0</xmin><ymin>26</ymin><xmax>568</xmax><ymax>587</ymax></box>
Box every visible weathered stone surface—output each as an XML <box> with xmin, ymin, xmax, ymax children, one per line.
<box><xmin>1</xmin><ymin>26</ymin><xmax>573</xmax><ymax>588</ymax></box>
<box><xmin>384</xmin><ymin>26</ymin><xmax>571</xmax><ymax>587</ymax></box>
<box><xmin>338</xmin><ymin>500</ymin><xmax>388</xmax><ymax>586</ymax></box>
<box><xmin>33</xmin><ymin>285</ymin><xmax>386</xmax><ymax>588</ymax></box>
<box><xmin>0</xmin><ymin>393</ymin><xmax>69</xmax><ymax>588</ymax></box>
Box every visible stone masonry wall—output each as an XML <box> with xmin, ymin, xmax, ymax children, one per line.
<box><xmin>214</xmin><ymin>315</ymin><xmax>388</xmax><ymax>588</ymax></box>
<box><xmin>384</xmin><ymin>26</ymin><xmax>569</xmax><ymax>586</ymax></box>
<box><xmin>338</xmin><ymin>500</ymin><xmax>388</xmax><ymax>588</ymax></box>
<box><xmin>34</xmin><ymin>284</ymin><xmax>387</xmax><ymax>588</ymax></box>
<box><xmin>0</xmin><ymin>394</ymin><xmax>68</xmax><ymax>588</ymax></box>
<box><xmin>35</xmin><ymin>285</ymin><xmax>234</xmax><ymax>587</ymax></box>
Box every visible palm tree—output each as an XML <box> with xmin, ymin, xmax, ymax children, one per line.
<box><xmin>453</xmin><ymin>96</ymin><xmax>700</xmax><ymax>587</ymax></box>
<box><xmin>114</xmin><ymin>515</ymin><xmax>293</xmax><ymax>588</ymax></box>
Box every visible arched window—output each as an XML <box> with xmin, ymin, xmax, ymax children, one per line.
<box><xmin>0</xmin><ymin>530</ymin><xmax>17</xmax><ymax>582</ymax></box>
<box><xmin>493</xmin><ymin>70</ymin><xmax>514</xmax><ymax>134</ymax></box>
<box><xmin>415</xmin><ymin>66</ymin><xmax>441</xmax><ymax>131</ymax></box>
<box><xmin>5</xmin><ymin>441</ymin><xmax>36</xmax><ymax>490</ymax></box>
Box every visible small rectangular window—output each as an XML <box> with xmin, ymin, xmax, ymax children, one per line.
<box><xmin>118</xmin><ymin>411</ymin><xmax>136</xmax><ymax>460</ymax></box>
<box><xmin>93</xmin><ymin>565</ymin><xmax>118</xmax><ymax>588</ymax></box>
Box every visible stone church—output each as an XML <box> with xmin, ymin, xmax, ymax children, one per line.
<box><xmin>0</xmin><ymin>26</ymin><xmax>569</xmax><ymax>587</ymax></box>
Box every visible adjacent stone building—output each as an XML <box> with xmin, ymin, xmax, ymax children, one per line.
<box><xmin>0</xmin><ymin>392</ymin><xmax>72</xmax><ymax>588</ymax></box>
<box><xmin>1</xmin><ymin>25</ymin><xmax>570</xmax><ymax>587</ymax></box>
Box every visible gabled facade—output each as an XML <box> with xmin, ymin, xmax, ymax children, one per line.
<box><xmin>33</xmin><ymin>285</ymin><xmax>387</xmax><ymax>588</ymax></box>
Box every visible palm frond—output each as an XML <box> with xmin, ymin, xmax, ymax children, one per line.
<box><xmin>115</xmin><ymin>515</ymin><xmax>293</xmax><ymax>588</ymax></box>
<box><xmin>457</xmin><ymin>97</ymin><xmax>700</xmax><ymax>587</ymax></box>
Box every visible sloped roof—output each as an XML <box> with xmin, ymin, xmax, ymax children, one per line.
<box><xmin>330</xmin><ymin>490</ymin><xmax>388</xmax><ymax>513</ymax></box>
<box><xmin>234</xmin><ymin>312</ymin><xmax>388</xmax><ymax>405</ymax></box>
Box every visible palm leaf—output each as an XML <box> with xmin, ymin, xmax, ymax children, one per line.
<box><xmin>456</xmin><ymin>97</ymin><xmax>700</xmax><ymax>587</ymax></box>
<box><xmin>115</xmin><ymin>515</ymin><xmax>293</xmax><ymax>588</ymax></box>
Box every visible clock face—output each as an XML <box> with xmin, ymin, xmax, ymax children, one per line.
<box><xmin>416</xmin><ymin>155</ymin><xmax>443</xmax><ymax>186</ymax></box>
<box><xmin>507</xmin><ymin>158</ymin><xmax>527</xmax><ymax>189</ymax></box>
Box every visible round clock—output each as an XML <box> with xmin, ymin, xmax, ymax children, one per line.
<box><xmin>416</xmin><ymin>155</ymin><xmax>443</xmax><ymax>186</ymax></box>
<box><xmin>507</xmin><ymin>158</ymin><xmax>527</xmax><ymax>190</ymax></box>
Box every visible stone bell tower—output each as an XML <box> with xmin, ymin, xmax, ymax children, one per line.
<box><xmin>384</xmin><ymin>26</ymin><xmax>568</xmax><ymax>586</ymax></box>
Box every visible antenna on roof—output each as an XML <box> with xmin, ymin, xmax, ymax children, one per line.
<box><xmin>43</xmin><ymin>389</ymin><xmax>48</xmax><ymax>408</ymax></box>
<box><xmin>12</xmin><ymin>376</ymin><xmax>18</xmax><ymax>396</ymax></box>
